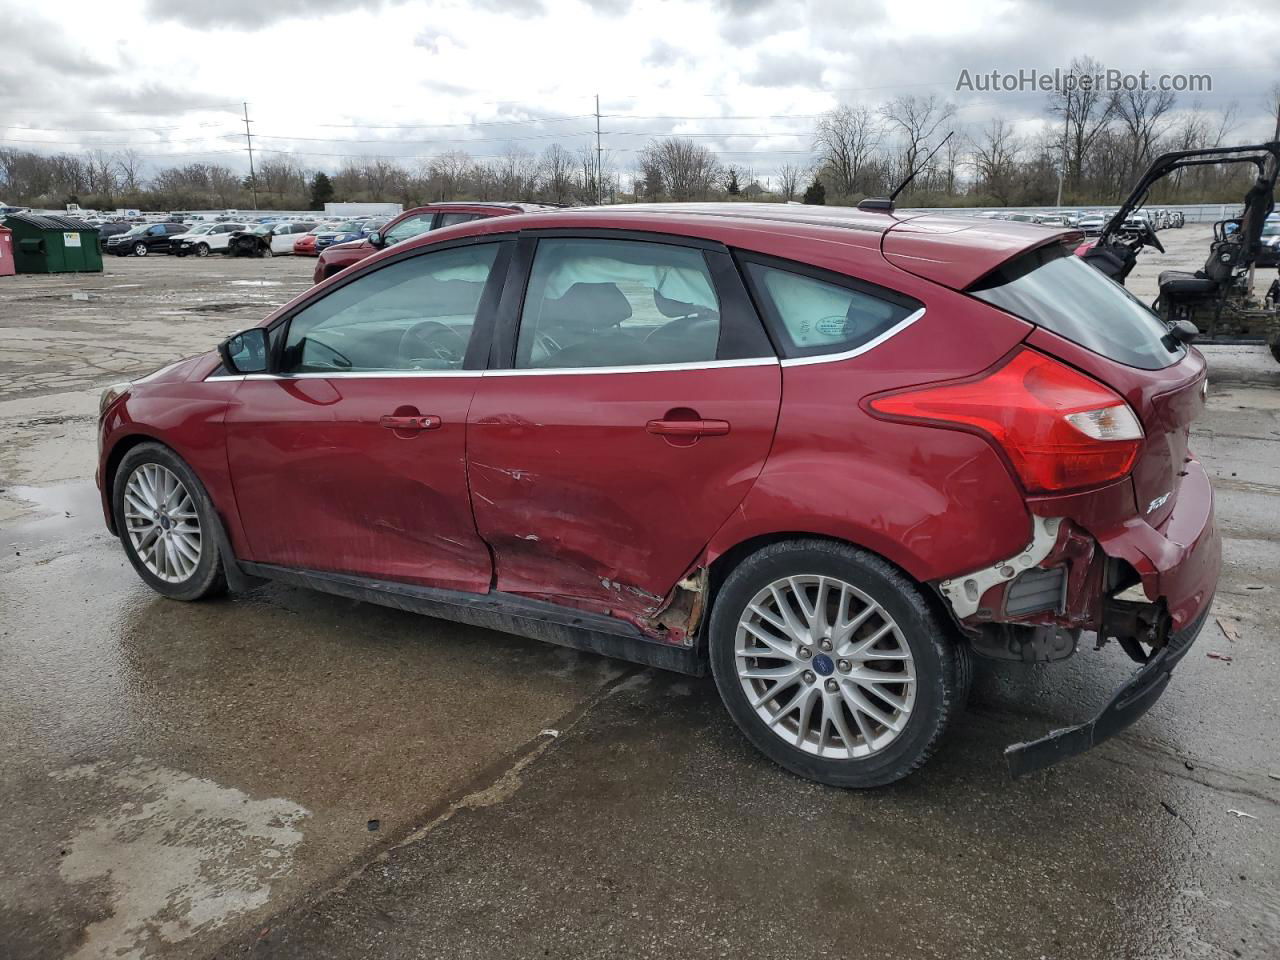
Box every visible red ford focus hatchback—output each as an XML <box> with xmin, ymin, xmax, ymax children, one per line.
<box><xmin>96</xmin><ymin>203</ymin><xmax>1219</xmax><ymax>787</ymax></box>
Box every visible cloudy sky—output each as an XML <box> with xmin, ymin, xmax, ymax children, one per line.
<box><xmin>1</xmin><ymin>0</ymin><xmax>1276</xmax><ymax>183</ymax></box>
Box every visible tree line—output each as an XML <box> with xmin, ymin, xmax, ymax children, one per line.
<box><xmin>3</xmin><ymin>60</ymin><xmax>1276</xmax><ymax>212</ymax></box>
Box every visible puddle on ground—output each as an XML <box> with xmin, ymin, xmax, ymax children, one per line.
<box><xmin>2</xmin><ymin>482</ymin><xmax>105</xmax><ymax>552</ymax></box>
<box><xmin>53</xmin><ymin>758</ymin><xmax>309</xmax><ymax>960</ymax></box>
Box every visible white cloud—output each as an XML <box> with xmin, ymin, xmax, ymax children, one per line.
<box><xmin>1</xmin><ymin>0</ymin><xmax>1275</xmax><ymax>181</ymax></box>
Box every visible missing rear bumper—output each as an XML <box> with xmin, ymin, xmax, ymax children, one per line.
<box><xmin>1003</xmin><ymin>604</ymin><xmax>1210</xmax><ymax>777</ymax></box>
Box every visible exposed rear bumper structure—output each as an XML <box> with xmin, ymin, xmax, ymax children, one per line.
<box><xmin>1004</xmin><ymin>604</ymin><xmax>1209</xmax><ymax>777</ymax></box>
<box><xmin>1007</xmin><ymin>459</ymin><xmax>1219</xmax><ymax>776</ymax></box>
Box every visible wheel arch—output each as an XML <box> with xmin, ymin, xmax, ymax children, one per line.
<box><xmin>698</xmin><ymin>529</ymin><xmax>959</xmax><ymax>657</ymax></box>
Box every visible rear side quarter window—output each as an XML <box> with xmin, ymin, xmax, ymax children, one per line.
<box><xmin>740</xmin><ymin>257</ymin><xmax>922</xmax><ymax>360</ymax></box>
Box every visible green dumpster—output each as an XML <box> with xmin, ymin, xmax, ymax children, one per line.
<box><xmin>2</xmin><ymin>213</ymin><xmax>103</xmax><ymax>274</ymax></box>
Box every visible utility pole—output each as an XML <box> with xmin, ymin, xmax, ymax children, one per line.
<box><xmin>594</xmin><ymin>93</ymin><xmax>603</xmax><ymax>205</ymax></box>
<box><xmin>242</xmin><ymin>101</ymin><xmax>259</xmax><ymax>211</ymax></box>
<box><xmin>1055</xmin><ymin>115</ymin><xmax>1067</xmax><ymax>208</ymax></box>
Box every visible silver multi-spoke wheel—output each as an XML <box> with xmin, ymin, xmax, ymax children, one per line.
<box><xmin>735</xmin><ymin>575</ymin><xmax>916</xmax><ymax>759</ymax></box>
<box><xmin>122</xmin><ymin>463</ymin><xmax>202</xmax><ymax>583</ymax></box>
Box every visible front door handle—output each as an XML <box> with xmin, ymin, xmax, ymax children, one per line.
<box><xmin>379</xmin><ymin>414</ymin><xmax>441</xmax><ymax>431</ymax></box>
<box><xmin>645</xmin><ymin>418</ymin><xmax>730</xmax><ymax>438</ymax></box>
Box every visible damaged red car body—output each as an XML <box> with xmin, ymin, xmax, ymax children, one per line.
<box><xmin>96</xmin><ymin>203</ymin><xmax>1219</xmax><ymax>787</ymax></box>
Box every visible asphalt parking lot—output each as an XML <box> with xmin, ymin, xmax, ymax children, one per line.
<box><xmin>1</xmin><ymin>228</ymin><xmax>1278</xmax><ymax>960</ymax></box>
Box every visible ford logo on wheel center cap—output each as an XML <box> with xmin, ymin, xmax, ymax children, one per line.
<box><xmin>812</xmin><ymin>654</ymin><xmax>835</xmax><ymax>676</ymax></box>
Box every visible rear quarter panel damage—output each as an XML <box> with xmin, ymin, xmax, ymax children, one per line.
<box><xmin>702</xmin><ymin>293</ymin><xmax>1036</xmax><ymax>584</ymax></box>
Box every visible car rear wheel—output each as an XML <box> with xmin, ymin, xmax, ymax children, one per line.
<box><xmin>113</xmin><ymin>443</ymin><xmax>226</xmax><ymax>601</ymax></box>
<box><xmin>195</xmin><ymin>242</ymin><xmax>210</xmax><ymax>257</ymax></box>
<box><xmin>133</xmin><ymin>242</ymin><xmax>147</xmax><ymax>257</ymax></box>
<box><xmin>709</xmin><ymin>539</ymin><xmax>968</xmax><ymax>788</ymax></box>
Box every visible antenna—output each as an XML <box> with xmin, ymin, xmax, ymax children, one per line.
<box><xmin>859</xmin><ymin>131</ymin><xmax>955</xmax><ymax>213</ymax></box>
<box><xmin>889</xmin><ymin>131</ymin><xmax>954</xmax><ymax>203</ymax></box>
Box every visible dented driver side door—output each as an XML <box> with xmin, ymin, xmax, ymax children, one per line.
<box><xmin>466</xmin><ymin>232</ymin><xmax>781</xmax><ymax>629</ymax></box>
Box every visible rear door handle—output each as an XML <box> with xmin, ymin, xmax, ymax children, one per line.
<box><xmin>379</xmin><ymin>414</ymin><xmax>441</xmax><ymax>431</ymax></box>
<box><xmin>645</xmin><ymin>418</ymin><xmax>730</xmax><ymax>438</ymax></box>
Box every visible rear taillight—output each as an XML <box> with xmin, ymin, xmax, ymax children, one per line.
<box><xmin>868</xmin><ymin>348</ymin><xmax>1143</xmax><ymax>494</ymax></box>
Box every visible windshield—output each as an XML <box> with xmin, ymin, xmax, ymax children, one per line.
<box><xmin>125</xmin><ymin>225</ymin><xmax>148</xmax><ymax>236</ymax></box>
<box><xmin>188</xmin><ymin>224</ymin><xmax>216</xmax><ymax>235</ymax></box>
<box><xmin>334</xmin><ymin>221</ymin><xmax>363</xmax><ymax>232</ymax></box>
<box><xmin>251</xmin><ymin>225</ymin><xmax>273</xmax><ymax>236</ymax></box>
<box><xmin>970</xmin><ymin>244</ymin><xmax>1183</xmax><ymax>370</ymax></box>
<box><xmin>1263</xmin><ymin>220</ymin><xmax>1280</xmax><ymax>238</ymax></box>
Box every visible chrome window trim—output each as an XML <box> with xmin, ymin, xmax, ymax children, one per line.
<box><xmin>778</xmin><ymin>307</ymin><xmax>926</xmax><ymax>367</ymax></box>
<box><xmin>204</xmin><ymin>356</ymin><xmax>779</xmax><ymax>383</ymax></box>
<box><xmin>485</xmin><ymin>356</ymin><xmax>778</xmax><ymax>377</ymax></box>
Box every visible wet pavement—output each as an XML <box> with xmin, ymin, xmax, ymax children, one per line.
<box><xmin>1</xmin><ymin>236</ymin><xmax>1278</xmax><ymax>959</ymax></box>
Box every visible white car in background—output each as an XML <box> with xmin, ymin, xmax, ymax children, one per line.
<box><xmin>170</xmin><ymin>222</ymin><xmax>248</xmax><ymax>257</ymax></box>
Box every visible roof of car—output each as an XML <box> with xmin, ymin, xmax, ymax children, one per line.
<box><xmin>429</xmin><ymin>202</ymin><xmax>1083</xmax><ymax>290</ymax></box>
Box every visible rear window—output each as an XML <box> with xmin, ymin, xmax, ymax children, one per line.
<box><xmin>743</xmin><ymin>260</ymin><xmax>920</xmax><ymax>360</ymax></box>
<box><xmin>969</xmin><ymin>244</ymin><xmax>1183</xmax><ymax>370</ymax></box>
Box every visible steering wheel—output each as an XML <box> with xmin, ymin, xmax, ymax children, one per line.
<box><xmin>1144</xmin><ymin>221</ymin><xmax>1165</xmax><ymax>254</ymax></box>
<box><xmin>399</xmin><ymin>321</ymin><xmax>469</xmax><ymax>367</ymax></box>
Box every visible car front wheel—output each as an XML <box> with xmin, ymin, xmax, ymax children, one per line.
<box><xmin>195</xmin><ymin>242</ymin><xmax>210</xmax><ymax>257</ymax></box>
<box><xmin>709</xmin><ymin>539</ymin><xmax>969</xmax><ymax>788</ymax></box>
<box><xmin>259</xmin><ymin>245</ymin><xmax>273</xmax><ymax>258</ymax></box>
<box><xmin>133</xmin><ymin>242</ymin><xmax>147</xmax><ymax>257</ymax></box>
<box><xmin>113</xmin><ymin>443</ymin><xmax>227</xmax><ymax>601</ymax></box>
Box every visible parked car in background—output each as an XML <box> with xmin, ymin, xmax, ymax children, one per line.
<box><xmin>227</xmin><ymin>221</ymin><xmax>317</xmax><ymax>258</ymax></box>
<box><xmin>313</xmin><ymin>202</ymin><xmax>549</xmax><ymax>283</ymax></box>
<box><xmin>96</xmin><ymin>221</ymin><xmax>132</xmax><ymax>249</ymax></box>
<box><xmin>312</xmin><ymin>219</ymin><xmax>387</xmax><ymax>256</ymax></box>
<box><xmin>96</xmin><ymin>203</ymin><xmax>1218</xmax><ymax>788</ymax></box>
<box><xmin>292</xmin><ymin>223</ymin><xmax>338</xmax><ymax>257</ymax></box>
<box><xmin>169</xmin><ymin>222</ymin><xmax>248</xmax><ymax>257</ymax></box>
<box><xmin>1258</xmin><ymin>215</ymin><xmax>1280</xmax><ymax>267</ymax></box>
<box><xmin>105</xmin><ymin>222</ymin><xmax>188</xmax><ymax>256</ymax></box>
<box><xmin>1077</xmin><ymin>215</ymin><xmax>1106</xmax><ymax>237</ymax></box>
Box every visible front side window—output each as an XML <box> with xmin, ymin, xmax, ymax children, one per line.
<box><xmin>281</xmin><ymin>243</ymin><xmax>501</xmax><ymax>373</ymax></box>
<box><xmin>744</xmin><ymin>262</ymin><xmax>919</xmax><ymax>359</ymax></box>
<box><xmin>384</xmin><ymin>213</ymin><xmax>434</xmax><ymax>245</ymax></box>
<box><xmin>515</xmin><ymin>238</ymin><xmax>721</xmax><ymax>369</ymax></box>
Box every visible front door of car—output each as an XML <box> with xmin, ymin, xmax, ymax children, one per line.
<box><xmin>224</xmin><ymin>238</ymin><xmax>512</xmax><ymax>592</ymax></box>
<box><xmin>272</xmin><ymin>225</ymin><xmax>300</xmax><ymax>254</ymax></box>
<box><xmin>466</xmin><ymin>234</ymin><xmax>781</xmax><ymax>623</ymax></box>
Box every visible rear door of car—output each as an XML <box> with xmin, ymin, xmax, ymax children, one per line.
<box><xmin>223</xmin><ymin>235</ymin><xmax>514</xmax><ymax>592</ymax></box>
<box><xmin>465</xmin><ymin>230</ymin><xmax>781</xmax><ymax>622</ymax></box>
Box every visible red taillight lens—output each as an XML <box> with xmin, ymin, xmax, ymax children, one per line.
<box><xmin>869</xmin><ymin>349</ymin><xmax>1143</xmax><ymax>494</ymax></box>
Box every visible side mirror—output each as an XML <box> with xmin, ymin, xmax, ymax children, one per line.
<box><xmin>218</xmin><ymin>327</ymin><xmax>270</xmax><ymax>374</ymax></box>
<box><xmin>1165</xmin><ymin>319</ymin><xmax>1199</xmax><ymax>345</ymax></box>
<box><xmin>368</xmin><ymin>231</ymin><xmax>383</xmax><ymax>248</ymax></box>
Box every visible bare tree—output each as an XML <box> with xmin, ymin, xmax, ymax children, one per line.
<box><xmin>639</xmin><ymin>137</ymin><xmax>720</xmax><ymax>201</ymax></box>
<box><xmin>813</xmin><ymin>105</ymin><xmax>881</xmax><ymax>198</ymax></box>
<box><xmin>776</xmin><ymin>162</ymin><xmax>806</xmax><ymax>201</ymax></box>
<box><xmin>880</xmin><ymin>95</ymin><xmax>955</xmax><ymax>183</ymax></box>
<box><xmin>1112</xmin><ymin>88</ymin><xmax>1177</xmax><ymax>181</ymax></box>
<box><xmin>115</xmin><ymin>148</ymin><xmax>145</xmax><ymax>194</ymax></box>
<box><xmin>540</xmin><ymin>143</ymin><xmax>575</xmax><ymax>204</ymax></box>
<box><xmin>969</xmin><ymin>119</ymin><xmax>1022</xmax><ymax>205</ymax></box>
<box><xmin>1046</xmin><ymin>55</ymin><xmax>1116</xmax><ymax>191</ymax></box>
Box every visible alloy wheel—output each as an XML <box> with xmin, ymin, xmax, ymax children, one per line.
<box><xmin>735</xmin><ymin>575</ymin><xmax>916</xmax><ymax>759</ymax></box>
<box><xmin>122</xmin><ymin>463</ymin><xmax>202</xmax><ymax>583</ymax></box>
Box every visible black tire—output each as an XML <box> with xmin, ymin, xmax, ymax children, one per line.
<box><xmin>709</xmin><ymin>539</ymin><xmax>967</xmax><ymax>788</ymax></box>
<box><xmin>195</xmin><ymin>242</ymin><xmax>210</xmax><ymax>257</ymax></box>
<box><xmin>259</xmin><ymin>244</ymin><xmax>273</xmax><ymax>259</ymax></box>
<box><xmin>134</xmin><ymin>242</ymin><xmax>147</xmax><ymax>257</ymax></box>
<box><xmin>112</xmin><ymin>442</ymin><xmax>227</xmax><ymax>601</ymax></box>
